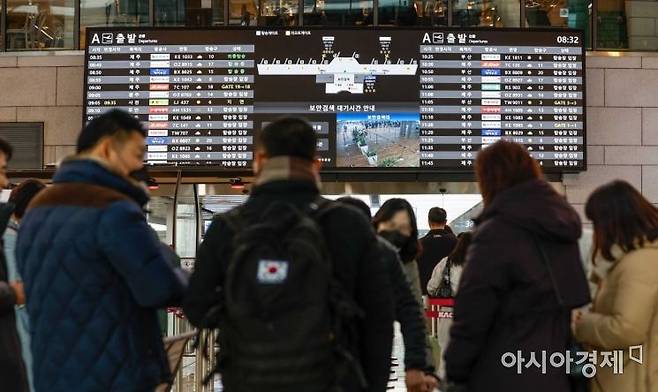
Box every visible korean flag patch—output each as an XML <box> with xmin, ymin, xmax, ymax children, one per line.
<box><xmin>257</xmin><ymin>260</ymin><xmax>289</xmax><ymax>284</ymax></box>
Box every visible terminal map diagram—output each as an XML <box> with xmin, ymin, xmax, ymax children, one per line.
<box><xmin>256</xmin><ymin>35</ymin><xmax>418</xmax><ymax>94</ymax></box>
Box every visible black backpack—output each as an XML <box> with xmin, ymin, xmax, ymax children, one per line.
<box><xmin>202</xmin><ymin>198</ymin><xmax>366</xmax><ymax>392</ymax></box>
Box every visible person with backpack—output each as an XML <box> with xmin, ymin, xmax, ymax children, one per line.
<box><xmin>183</xmin><ymin>118</ymin><xmax>395</xmax><ymax>392</ymax></box>
<box><xmin>337</xmin><ymin>197</ymin><xmax>438</xmax><ymax>392</ymax></box>
<box><xmin>443</xmin><ymin>140</ymin><xmax>591</xmax><ymax>392</ymax></box>
<box><xmin>426</xmin><ymin>231</ymin><xmax>472</xmax><ymax>381</ymax></box>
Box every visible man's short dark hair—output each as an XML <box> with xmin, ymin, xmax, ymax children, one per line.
<box><xmin>337</xmin><ymin>197</ymin><xmax>372</xmax><ymax>220</ymax></box>
<box><xmin>0</xmin><ymin>138</ymin><xmax>13</xmax><ymax>161</ymax></box>
<box><xmin>77</xmin><ymin>109</ymin><xmax>146</xmax><ymax>153</ymax></box>
<box><xmin>428</xmin><ymin>207</ymin><xmax>447</xmax><ymax>224</ymax></box>
<box><xmin>257</xmin><ymin>117</ymin><xmax>317</xmax><ymax>161</ymax></box>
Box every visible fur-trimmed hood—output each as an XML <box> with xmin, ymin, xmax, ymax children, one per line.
<box><xmin>54</xmin><ymin>156</ymin><xmax>149</xmax><ymax>206</ymax></box>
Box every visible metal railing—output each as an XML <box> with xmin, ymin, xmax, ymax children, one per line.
<box><xmin>166</xmin><ymin>180</ymin><xmax>218</xmax><ymax>392</ymax></box>
<box><xmin>168</xmin><ymin>316</ymin><xmax>217</xmax><ymax>392</ymax></box>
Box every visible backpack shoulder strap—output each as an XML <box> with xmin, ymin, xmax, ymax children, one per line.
<box><xmin>442</xmin><ymin>258</ymin><xmax>452</xmax><ymax>282</ymax></box>
<box><xmin>531</xmin><ymin>234</ymin><xmax>565</xmax><ymax>307</ymax></box>
<box><xmin>308</xmin><ymin>196</ymin><xmax>338</xmax><ymax>220</ymax></box>
<box><xmin>437</xmin><ymin>258</ymin><xmax>453</xmax><ymax>298</ymax></box>
<box><xmin>213</xmin><ymin>206</ymin><xmax>245</xmax><ymax>235</ymax></box>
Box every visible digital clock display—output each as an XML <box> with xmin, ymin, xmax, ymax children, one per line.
<box><xmin>557</xmin><ymin>35</ymin><xmax>581</xmax><ymax>44</ymax></box>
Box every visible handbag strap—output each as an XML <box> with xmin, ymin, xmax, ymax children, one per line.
<box><xmin>532</xmin><ymin>235</ymin><xmax>565</xmax><ymax>308</ymax></box>
<box><xmin>442</xmin><ymin>258</ymin><xmax>452</xmax><ymax>284</ymax></box>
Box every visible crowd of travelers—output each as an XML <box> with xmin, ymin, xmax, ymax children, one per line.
<box><xmin>0</xmin><ymin>109</ymin><xmax>657</xmax><ymax>392</ymax></box>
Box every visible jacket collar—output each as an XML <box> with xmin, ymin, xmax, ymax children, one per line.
<box><xmin>250</xmin><ymin>180</ymin><xmax>320</xmax><ymax>199</ymax></box>
<box><xmin>596</xmin><ymin>238</ymin><xmax>658</xmax><ymax>263</ymax></box>
<box><xmin>53</xmin><ymin>156</ymin><xmax>149</xmax><ymax>206</ymax></box>
<box><xmin>427</xmin><ymin>228</ymin><xmax>450</xmax><ymax>236</ymax></box>
<box><xmin>590</xmin><ymin>239</ymin><xmax>658</xmax><ymax>290</ymax></box>
<box><xmin>254</xmin><ymin>156</ymin><xmax>321</xmax><ymax>190</ymax></box>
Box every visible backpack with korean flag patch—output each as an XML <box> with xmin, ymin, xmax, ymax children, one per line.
<box><xmin>208</xmin><ymin>197</ymin><xmax>366</xmax><ymax>392</ymax></box>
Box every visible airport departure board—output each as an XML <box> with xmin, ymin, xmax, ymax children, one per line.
<box><xmin>84</xmin><ymin>27</ymin><xmax>586</xmax><ymax>172</ymax></box>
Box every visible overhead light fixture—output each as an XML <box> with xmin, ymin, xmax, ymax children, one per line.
<box><xmin>230</xmin><ymin>177</ymin><xmax>245</xmax><ymax>190</ymax></box>
<box><xmin>147</xmin><ymin>177</ymin><xmax>159</xmax><ymax>190</ymax></box>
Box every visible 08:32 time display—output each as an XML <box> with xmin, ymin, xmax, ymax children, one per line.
<box><xmin>557</xmin><ymin>35</ymin><xmax>580</xmax><ymax>44</ymax></box>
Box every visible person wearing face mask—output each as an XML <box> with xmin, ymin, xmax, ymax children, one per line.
<box><xmin>374</xmin><ymin>200</ymin><xmax>438</xmax><ymax>389</ymax></box>
<box><xmin>338</xmin><ymin>197</ymin><xmax>438</xmax><ymax>392</ymax></box>
<box><xmin>374</xmin><ymin>198</ymin><xmax>424</xmax><ymax>305</ymax></box>
<box><xmin>0</xmin><ymin>139</ymin><xmax>30</xmax><ymax>392</ymax></box>
<box><xmin>16</xmin><ymin>109</ymin><xmax>188</xmax><ymax>392</ymax></box>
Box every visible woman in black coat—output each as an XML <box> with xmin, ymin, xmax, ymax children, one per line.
<box><xmin>444</xmin><ymin>141</ymin><xmax>591</xmax><ymax>392</ymax></box>
<box><xmin>0</xmin><ymin>203</ymin><xmax>28</xmax><ymax>392</ymax></box>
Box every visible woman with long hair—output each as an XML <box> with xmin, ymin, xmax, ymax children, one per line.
<box><xmin>427</xmin><ymin>232</ymin><xmax>473</xmax><ymax>297</ymax></box>
<box><xmin>443</xmin><ymin>140</ymin><xmax>590</xmax><ymax>392</ymax></box>
<box><xmin>374</xmin><ymin>198</ymin><xmax>423</xmax><ymax>304</ymax></box>
<box><xmin>573</xmin><ymin>180</ymin><xmax>658</xmax><ymax>392</ymax></box>
<box><xmin>426</xmin><ymin>231</ymin><xmax>473</xmax><ymax>380</ymax></box>
<box><xmin>338</xmin><ymin>196</ymin><xmax>438</xmax><ymax>392</ymax></box>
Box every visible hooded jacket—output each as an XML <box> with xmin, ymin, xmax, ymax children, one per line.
<box><xmin>445</xmin><ymin>179</ymin><xmax>591</xmax><ymax>391</ymax></box>
<box><xmin>17</xmin><ymin>158</ymin><xmax>187</xmax><ymax>392</ymax></box>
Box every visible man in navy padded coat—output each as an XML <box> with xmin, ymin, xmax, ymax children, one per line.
<box><xmin>17</xmin><ymin>110</ymin><xmax>188</xmax><ymax>392</ymax></box>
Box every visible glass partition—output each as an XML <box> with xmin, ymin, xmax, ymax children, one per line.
<box><xmin>80</xmin><ymin>0</ymin><xmax>149</xmax><ymax>48</ymax></box>
<box><xmin>376</xmin><ymin>0</ymin><xmax>448</xmax><ymax>25</ymax></box>
<box><xmin>596</xmin><ymin>0</ymin><xmax>657</xmax><ymax>50</ymax></box>
<box><xmin>597</xmin><ymin>0</ymin><xmax>627</xmax><ymax>49</ymax></box>
<box><xmin>451</xmin><ymin>0</ymin><xmax>520</xmax><ymax>27</ymax></box>
<box><xmin>524</xmin><ymin>0</ymin><xmax>592</xmax><ymax>47</ymax></box>
<box><xmin>257</xmin><ymin>0</ymin><xmax>299</xmax><ymax>26</ymax></box>
<box><xmin>155</xmin><ymin>0</ymin><xmax>225</xmax><ymax>26</ymax></box>
<box><xmin>6</xmin><ymin>0</ymin><xmax>75</xmax><ymax>49</ymax></box>
<box><xmin>413</xmin><ymin>0</ymin><xmax>449</xmax><ymax>25</ymax></box>
<box><xmin>229</xmin><ymin>0</ymin><xmax>258</xmax><ymax>24</ymax></box>
<box><xmin>0</xmin><ymin>0</ymin><xmax>649</xmax><ymax>51</ymax></box>
<box><xmin>304</xmin><ymin>0</ymin><xmax>374</xmax><ymax>25</ymax></box>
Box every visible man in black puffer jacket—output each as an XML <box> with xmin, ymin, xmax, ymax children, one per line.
<box><xmin>184</xmin><ymin>118</ymin><xmax>394</xmax><ymax>392</ymax></box>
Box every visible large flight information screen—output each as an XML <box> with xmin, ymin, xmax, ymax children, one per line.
<box><xmin>84</xmin><ymin>27</ymin><xmax>585</xmax><ymax>172</ymax></box>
